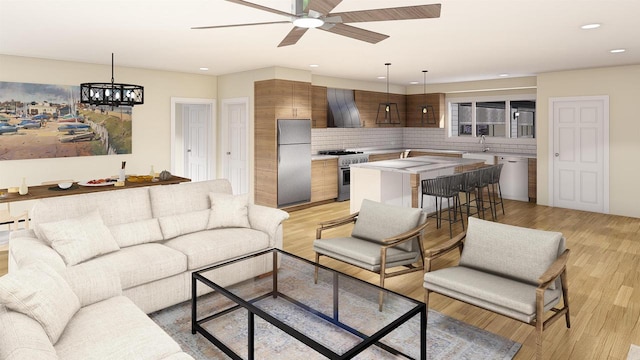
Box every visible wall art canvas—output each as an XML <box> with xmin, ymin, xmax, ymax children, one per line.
<box><xmin>0</xmin><ymin>81</ymin><xmax>132</xmax><ymax>161</ymax></box>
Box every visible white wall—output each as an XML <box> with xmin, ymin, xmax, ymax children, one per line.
<box><xmin>536</xmin><ymin>64</ymin><xmax>640</xmax><ymax>218</ymax></box>
<box><xmin>0</xmin><ymin>55</ymin><xmax>217</xmax><ymax>214</ymax></box>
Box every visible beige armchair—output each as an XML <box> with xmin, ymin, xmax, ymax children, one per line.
<box><xmin>423</xmin><ymin>217</ymin><xmax>570</xmax><ymax>359</ymax></box>
<box><xmin>314</xmin><ymin>199</ymin><xmax>428</xmax><ymax>291</ymax></box>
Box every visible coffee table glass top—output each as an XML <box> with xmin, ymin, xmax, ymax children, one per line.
<box><xmin>192</xmin><ymin>249</ymin><xmax>425</xmax><ymax>359</ymax></box>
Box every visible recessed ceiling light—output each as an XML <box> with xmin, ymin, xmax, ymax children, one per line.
<box><xmin>309</xmin><ymin>64</ymin><xmax>319</xmax><ymax>68</ymax></box>
<box><xmin>377</xmin><ymin>76</ymin><xmax>386</xmax><ymax>80</ymax></box>
<box><xmin>199</xmin><ymin>67</ymin><xmax>209</xmax><ymax>71</ymax></box>
<box><xmin>581</xmin><ymin>23</ymin><xmax>601</xmax><ymax>30</ymax></box>
<box><xmin>409</xmin><ymin>81</ymin><xmax>419</xmax><ymax>85</ymax></box>
<box><xmin>498</xmin><ymin>73</ymin><xmax>509</xmax><ymax>77</ymax></box>
<box><xmin>610</xmin><ymin>49</ymin><xmax>626</xmax><ymax>53</ymax></box>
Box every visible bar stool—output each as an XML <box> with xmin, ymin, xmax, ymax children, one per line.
<box><xmin>476</xmin><ymin>166</ymin><xmax>495</xmax><ymax>221</ymax></box>
<box><xmin>421</xmin><ymin>173</ymin><xmax>465</xmax><ymax>238</ymax></box>
<box><xmin>461</xmin><ymin>169</ymin><xmax>481</xmax><ymax>219</ymax></box>
<box><xmin>489</xmin><ymin>163</ymin><xmax>505</xmax><ymax>218</ymax></box>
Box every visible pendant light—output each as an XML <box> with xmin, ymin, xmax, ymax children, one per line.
<box><xmin>376</xmin><ymin>63</ymin><xmax>400</xmax><ymax>124</ymax></box>
<box><xmin>419</xmin><ymin>70</ymin><xmax>436</xmax><ymax>125</ymax></box>
<box><xmin>80</xmin><ymin>53</ymin><xmax>144</xmax><ymax>107</ymax></box>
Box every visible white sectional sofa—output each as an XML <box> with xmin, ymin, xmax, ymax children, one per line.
<box><xmin>0</xmin><ymin>179</ymin><xmax>289</xmax><ymax>360</ymax></box>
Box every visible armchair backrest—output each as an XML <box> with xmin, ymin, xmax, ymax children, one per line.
<box><xmin>460</xmin><ymin>217</ymin><xmax>565</xmax><ymax>289</ymax></box>
<box><xmin>351</xmin><ymin>199</ymin><xmax>423</xmax><ymax>252</ymax></box>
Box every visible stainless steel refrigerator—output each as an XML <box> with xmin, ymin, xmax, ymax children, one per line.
<box><xmin>277</xmin><ymin>119</ymin><xmax>311</xmax><ymax>207</ymax></box>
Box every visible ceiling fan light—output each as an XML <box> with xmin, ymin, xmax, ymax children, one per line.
<box><xmin>293</xmin><ymin>16</ymin><xmax>324</xmax><ymax>28</ymax></box>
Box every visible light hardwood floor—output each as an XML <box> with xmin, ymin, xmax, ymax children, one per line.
<box><xmin>1</xmin><ymin>200</ymin><xmax>638</xmax><ymax>359</ymax></box>
<box><xmin>282</xmin><ymin>200</ymin><xmax>640</xmax><ymax>360</ymax></box>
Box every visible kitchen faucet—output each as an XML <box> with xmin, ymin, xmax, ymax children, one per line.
<box><xmin>479</xmin><ymin>135</ymin><xmax>490</xmax><ymax>152</ymax></box>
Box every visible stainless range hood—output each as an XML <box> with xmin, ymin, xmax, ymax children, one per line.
<box><xmin>327</xmin><ymin>88</ymin><xmax>361</xmax><ymax>128</ymax></box>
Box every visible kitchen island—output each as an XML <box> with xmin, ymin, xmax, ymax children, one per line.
<box><xmin>349</xmin><ymin>156</ymin><xmax>485</xmax><ymax>213</ymax></box>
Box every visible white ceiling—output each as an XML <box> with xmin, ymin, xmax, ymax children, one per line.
<box><xmin>1</xmin><ymin>0</ymin><xmax>639</xmax><ymax>85</ymax></box>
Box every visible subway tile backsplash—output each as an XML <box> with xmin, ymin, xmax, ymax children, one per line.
<box><xmin>311</xmin><ymin>128</ymin><xmax>536</xmax><ymax>155</ymax></box>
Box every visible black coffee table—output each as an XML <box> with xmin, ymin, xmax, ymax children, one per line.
<box><xmin>192</xmin><ymin>248</ymin><xmax>426</xmax><ymax>360</ymax></box>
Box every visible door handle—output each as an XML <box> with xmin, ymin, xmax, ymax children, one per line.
<box><xmin>555</xmin><ymin>153</ymin><xmax>559</xmax><ymax>157</ymax></box>
<box><xmin>187</xmin><ymin>149</ymin><xmax>192</xmax><ymax>153</ymax></box>
<box><xmin>226</xmin><ymin>152</ymin><xmax>231</xmax><ymax>155</ymax></box>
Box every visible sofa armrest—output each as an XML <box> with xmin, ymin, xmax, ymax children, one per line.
<box><xmin>0</xmin><ymin>306</ymin><xmax>58</xmax><ymax>360</ymax></box>
<box><xmin>538</xmin><ymin>249</ymin><xmax>570</xmax><ymax>288</ymax></box>
<box><xmin>62</xmin><ymin>262</ymin><xmax>123</xmax><ymax>308</ymax></box>
<box><xmin>424</xmin><ymin>232</ymin><xmax>466</xmax><ymax>272</ymax></box>
<box><xmin>247</xmin><ymin>204</ymin><xmax>289</xmax><ymax>248</ymax></box>
<box><xmin>8</xmin><ymin>232</ymin><xmax>65</xmax><ymax>273</ymax></box>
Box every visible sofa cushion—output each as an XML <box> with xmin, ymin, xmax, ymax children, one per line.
<box><xmin>313</xmin><ymin>237</ymin><xmax>420</xmax><ymax>272</ymax></box>
<box><xmin>0</xmin><ymin>306</ymin><xmax>58</xmax><ymax>360</ymax></box>
<box><xmin>62</xmin><ymin>262</ymin><xmax>123</xmax><ymax>308</ymax></box>
<box><xmin>31</xmin><ymin>187</ymin><xmax>156</xmax><ymax>234</ymax></box>
<box><xmin>149</xmin><ymin>179</ymin><xmax>232</xmax><ymax>219</ymax></box>
<box><xmin>108</xmin><ymin>219</ymin><xmax>164</xmax><ymax>248</ymax></box>
<box><xmin>352</xmin><ymin>199</ymin><xmax>422</xmax><ymax>244</ymax></box>
<box><xmin>54</xmin><ymin>296</ymin><xmax>185</xmax><ymax>360</ymax></box>
<box><xmin>424</xmin><ymin>266</ymin><xmax>561</xmax><ymax>323</ymax></box>
<box><xmin>158</xmin><ymin>209</ymin><xmax>210</xmax><ymax>240</ymax></box>
<box><xmin>460</xmin><ymin>217</ymin><xmax>565</xmax><ymax>289</ymax></box>
<box><xmin>37</xmin><ymin>210</ymin><xmax>120</xmax><ymax>266</ymax></box>
<box><xmin>89</xmin><ymin>243</ymin><xmax>187</xmax><ymax>289</ymax></box>
<box><xmin>0</xmin><ymin>261</ymin><xmax>80</xmax><ymax>344</ymax></box>
<box><xmin>207</xmin><ymin>192</ymin><xmax>250</xmax><ymax>229</ymax></box>
<box><xmin>163</xmin><ymin>228</ymin><xmax>269</xmax><ymax>270</ymax></box>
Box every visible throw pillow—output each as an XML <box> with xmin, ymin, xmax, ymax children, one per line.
<box><xmin>37</xmin><ymin>209</ymin><xmax>120</xmax><ymax>266</ymax></box>
<box><xmin>207</xmin><ymin>193</ymin><xmax>251</xmax><ymax>229</ymax></box>
<box><xmin>0</xmin><ymin>261</ymin><xmax>80</xmax><ymax>344</ymax></box>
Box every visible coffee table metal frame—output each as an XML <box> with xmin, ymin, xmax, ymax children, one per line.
<box><xmin>191</xmin><ymin>248</ymin><xmax>426</xmax><ymax>360</ymax></box>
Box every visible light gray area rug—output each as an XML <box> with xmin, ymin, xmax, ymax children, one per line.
<box><xmin>150</xmin><ymin>292</ymin><xmax>521</xmax><ymax>360</ymax></box>
<box><xmin>628</xmin><ymin>344</ymin><xmax>640</xmax><ymax>360</ymax></box>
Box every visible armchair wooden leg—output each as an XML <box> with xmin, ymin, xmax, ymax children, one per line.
<box><xmin>561</xmin><ymin>271</ymin><xmax>571</xmax><ymax>328</ymax></box>
<box><xmin>535</xmin><ymin>288</ymin><xmax>545</xmax><ymax>360</ymax></box>
<box><xmin>314</xmin><ymin>253</ymin><xmax>320</xmax><ymax>284</ymax></box>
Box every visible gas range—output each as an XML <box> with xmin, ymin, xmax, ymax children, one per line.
<box><xmin>318</xmin><ymin>150</ymin><xmax>369</xmax><ymax>168</ymax></box>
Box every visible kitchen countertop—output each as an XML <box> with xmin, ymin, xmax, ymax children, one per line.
<box><xmin>351</xmin><ymin>155</ymin><xmax>484</xmax><ymax>174</ymax></box>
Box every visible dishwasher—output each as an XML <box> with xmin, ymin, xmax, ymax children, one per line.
<box><xmin>498</xmin><ymin>156</ymin><xmax>529</xmax><ymax>201</ymax></box>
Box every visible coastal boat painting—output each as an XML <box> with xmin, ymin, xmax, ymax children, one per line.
<box><xmin>0</xmin><ymin>81</ymin><xmax>132</xmax><ymax>161</ymax></box>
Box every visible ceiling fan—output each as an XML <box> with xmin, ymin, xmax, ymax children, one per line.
<box><xmin>192</xmin><ymin>0</ymin><xmax>441</xmax><ymax>47</ymax></box>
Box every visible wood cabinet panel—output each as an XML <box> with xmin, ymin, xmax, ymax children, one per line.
<box><xmin>312</xmin><ymin>85</ymin><xmax>327</xmax><ymax>128</ymax></box>
<box><xmin>528</xmin><ymin>158</ymin><xmax>537</xmax><ymax>202</ymax></box>
<box><xmin>406</xmin><ymin>93</ymin><xmax>445</xmax><ymax>127</ymax></box>
<box><xmin>354</xmin><ymin>90</ymin><xmax>406</xmax><ymax>127</ymax></box>
<box><xmin>311</xmin><ymin>159</ymin><xmax>338</xmax><ymax>202</ymax></box>
<box><xmin>368</xmin><ymin>152</ymin><xmax>403</xmax><ymax>162</ymax></box>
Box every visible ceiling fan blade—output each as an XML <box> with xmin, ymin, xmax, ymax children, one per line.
<box><xmin>320</xmin><ymin>23</ymin><xmax>389</xmax><ymax>44</ymax></box>
<box><xmin>278</xmin><ymin>27</ymin><xmax>309</xmax><ymax>47</ymax></box>
<box><xmin>192</xmin><ymin>21</ymin><xmax>291</xmax><ymax>30</ymax></box>
<box><xmin>225</xmin><ymin>0</ymin><xmax>292</xmax><ymax>18</ymax></box>
<box><xmin>328</xmin><ymin>4</ymin><xmax>441</xmax><ymax>23</ymax></box>
<box><xmin>308</xmin><ymin>0</ymin><xmax>342</xmax><ymax>15</ymax></box>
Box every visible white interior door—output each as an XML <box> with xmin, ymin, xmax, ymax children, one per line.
<box><xmin>222</xmin><ymin>98</ymin><xmax>249</xmax><ymax>194</ymax></box>
<box><xmin>184</xmin><ymin>104</ymin><xmax>210</xmax><ymax>182</ymax></box>
<box><xmin>550</xmin><ymin>96</ymin><xmax>609</xmax><ymax>213</ymax></box>
<box><xmin>170</xmin><ymin>97</ymin><xmax>216</xmax><ymax>182</ymax></box>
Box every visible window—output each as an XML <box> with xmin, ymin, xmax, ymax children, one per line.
<box><xmin>449</xmin><ymin>97</ymin><xmax>535</xmax><ymax>139</ymax></box>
